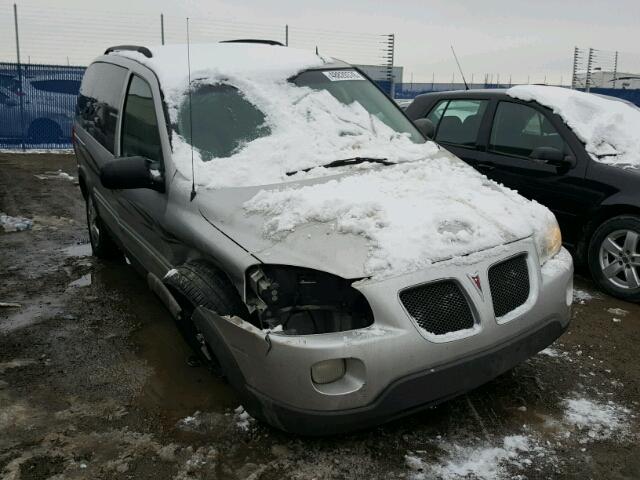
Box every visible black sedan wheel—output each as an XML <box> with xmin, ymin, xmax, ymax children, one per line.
<box><xmin>588</xmin><ymin>215</ymin><xmax>640</xmax><ymax>302</ymax></box>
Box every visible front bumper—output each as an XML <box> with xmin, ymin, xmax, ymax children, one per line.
<box><xmin>194</xmin><ymin>240</ymin><xmax>573</xmax><ymax>435</ymax></box>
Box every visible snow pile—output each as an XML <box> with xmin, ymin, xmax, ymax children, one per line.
<box><xmin>406</xmin><ymin>435</ymin><xmax>545</xmax><ymax>480</ymax></box>
<box><xmin>573</xmin><ymin>288</ymin><xmax>595</xmax><ymax>304</ymax></box>
<box><xmin>0</xmin><ymin>213</ymin><xmax>32</xmax><ymax>232</ymax></box>
<box><xmin>562</xmin><ymin>396</ymin><xmax>632</xmax><ymax>442</ymax></box>
<box><xmin>507</xmin><ymin>85</ymin><xmax>640</xmax><ymax>168</ymax></box>
<box><xmin>245</xmin><ymin>157</ymin><xmax>557</xmax><ymax>277</ymax></box>
<box><xmin>120</xmin><ymin>43</ymin><xmax>438</xmax><ymax>188</ymax></box>
<box><xmin>233</xmin><ymin>406</ymin><xmax>254</xmax><ymax>431</ymax></box>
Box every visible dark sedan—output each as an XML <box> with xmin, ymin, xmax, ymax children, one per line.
<box><xmin>406</xmin><ymin>88</ymin><xmax>640</xmax><ymax>302</ymax></box>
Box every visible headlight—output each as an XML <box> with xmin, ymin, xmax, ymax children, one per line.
<box><xmin>245</xmin><ymin>265</ymin><xmax>373</xmax><ymax>334</ymax></box>
<box><xmin>535</xmin><ymin>218</ymin><xmax>562</xmax><ymax>265</ymax></box>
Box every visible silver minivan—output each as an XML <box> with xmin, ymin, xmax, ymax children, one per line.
<box><xmin>73</xmin><ymin>41</ymin><xmax>573</xmax><ymax>435</ymax></box>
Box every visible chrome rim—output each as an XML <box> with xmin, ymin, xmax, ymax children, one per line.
<box><xmin>599</xmin><ymin>229</ymin><xmax>640</xmax><ymax>290</ymax></box>
<box><xmin>87</xmin><ymin>197</ymin><xmax>100</xmax><ymax>246</ymax></box>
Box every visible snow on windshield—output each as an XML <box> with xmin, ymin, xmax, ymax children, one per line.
<box><xmin>245</xmin><ymin>155</ymin><xmax>558</xmax><ymax>278</ymax></box>
<box><xmin>507</xmin><ymin>85</ymin><xmax>640</xmax><ymax>168</ymax></box>
<box><xmin>120</xmin><ymin>43</ymin><xmax>437</xmax><ymax>188</ymax></box>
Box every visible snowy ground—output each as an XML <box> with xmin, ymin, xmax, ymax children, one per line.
<box><xmin>1</xmin><ymin>153</ymin><xmax>639</xmax><ymax>480</ymax></box>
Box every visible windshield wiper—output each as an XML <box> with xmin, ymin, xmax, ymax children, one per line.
<box><xmin>286</xmin><ymin>157</ymin><xmax>395</xmax><ymax>176</ymax></box>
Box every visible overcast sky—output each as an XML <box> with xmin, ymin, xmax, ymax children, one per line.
<box><xmin>2</xmin><ymin>0</ymin><xmax>639</xmax><ymax>84</ymax></box>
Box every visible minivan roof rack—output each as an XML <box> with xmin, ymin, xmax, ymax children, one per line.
<box><xmin>220</xmin><ymin>39</ymin><xmax>284</xmax><ymax>46</ymax></box>
<box><xmin>104</xmin><ymin>45</ymin><xmax>153</xmax><ymax>58</ymax></box>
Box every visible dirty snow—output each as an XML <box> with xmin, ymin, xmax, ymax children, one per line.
<box><xmin>607</xmin><ymin>307</ymin><xmax>628</xmax><ymax>317</ymax></box>
<box><xmin>573</xmin><ymin>288</ymin><xmax>595</xmax><ymax>304</ymax></box>
<box><xmin>35</xmin><ymin>169</ymin><xmax>75</xmax><ymax>181</ymax></box>
<box><xmin>508</xmin><ymin>85</ymin><xmax>640</xmax><ymax>168</ymax></box>
<box><xmin>562</xmin><ymin>396</ymin><xmax>632</xmax><ymax>442</ymax></box>
<box><xmin>233</xmin><ymin>406</ymin><xmax>254</xmax><ymax>431</ymax></box>
<box><xmin>244</xmin><ymin>158</ymin><xmax>559</xmax><ymax>277</ymax></box>
<box><xmin>0</xmin><ymin>212</ymin><xmax>33</xmax><ymax>232</ymax></box>
<box><xmin>406</xmin><ymin>435</ymin><xmax>545</xmax><ymax>480</ymax></box>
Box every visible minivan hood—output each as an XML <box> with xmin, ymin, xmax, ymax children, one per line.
<box><xmin>198</xmin><ymin>152</ymin><xmax>556</xmax><ymax>280</ymax></box>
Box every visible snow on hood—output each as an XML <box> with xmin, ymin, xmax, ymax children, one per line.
<box><xmin>507</xmin><ymin>85</ymin><xmax>640</xmax><ymax>168</ymax></box>
<box><xmin>244</xmin><ymin>154</ymin><xmax>557</xmax><ymax>279</ymax></box>
<box><xmin>118</xmin><ymin>43</ymin><xmax>436</xmax><ymax>188</ymax></box>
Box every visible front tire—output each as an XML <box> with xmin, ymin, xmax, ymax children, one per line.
<box><xmin>165</xmin><ymin>261</ymin><xmax>250</xmax><ymax>370</ymax></box>
<box><xmin>86</xmin><ymin>194</ymin><xmax>121</xmax><ymax>259</ymax></box>
<box><xmin>588</xmin><ymin>215</ymin><xmax>640</xmax><ymax>302</ymax></box>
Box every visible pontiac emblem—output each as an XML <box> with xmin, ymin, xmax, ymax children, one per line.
<box><xmin>468</xmin><ymin>272</ymin><xmax>483</xmax><ymax>296</ymax></box>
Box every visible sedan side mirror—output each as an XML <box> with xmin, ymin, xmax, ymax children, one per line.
<box><xmin>414</xmin><ymin>118</ymin><xmax>435</xmax><ymax>139</ymax></box>
<box><xmin>530</xmin><ymin>147</ymin><xmax>576</xmax><ymax>168</ymax></box>
<box><xmin>100</xmin><ymin>156</ymin><xmax>164</xmax><ymax>192</ymax></box>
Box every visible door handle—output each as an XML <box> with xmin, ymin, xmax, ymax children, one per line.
<box><xmin>476</xmin><ymin>162</ymin><xmax>495</xmax><ymax>171</ymax></box>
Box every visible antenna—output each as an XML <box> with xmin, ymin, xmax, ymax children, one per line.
<box><xmin>451</xmin><ymin>45</ymin><xmax>469</xmax><ymax>90</ymax></box>
<box><xmin>187</xmin><ymin>17</ymin><xmax>197</xmax><ymax>201</ymax></box>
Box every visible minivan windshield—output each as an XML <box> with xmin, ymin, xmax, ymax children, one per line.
<box><xmin>176</xmin><ymin>68</ymin><xmax>424</xmax><ymax>161</ymax></box>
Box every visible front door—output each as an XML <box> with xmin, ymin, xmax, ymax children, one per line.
<box><xmin>115</xmin><ymin>73</ymin><xmax>170</xmax><ymax>277</ymax></box>
<box><xmin>482</xmin><ymin>100</ymin><xmax>590</xmax><ymax>246</ymax></box>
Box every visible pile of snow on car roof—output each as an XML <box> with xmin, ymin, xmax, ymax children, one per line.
<box><xmin>508</xmin><ymin>85</ymin><xmax>640</xmax><ymax>168</ymax></box>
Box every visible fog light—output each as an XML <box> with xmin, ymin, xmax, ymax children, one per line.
<box><xmin>311</xmin><ymin>359</ymin><xmax>346</xmax><ymax>384</ymax></box>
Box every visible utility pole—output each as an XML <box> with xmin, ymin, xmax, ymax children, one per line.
<box><xmin>13</xmin><ymin>3</ymin><xmax>25</xmax><ymax>150</ymax></box>
<box><xmin>161</xmin><ymin>14</ymin><xmax>165</xmax><ymax>45</ymax></box>
<box><xmin>613</xmin><ymin>51</ymin><xmax>618</xmax><ymax>89</ymax></box>
<box><xmin>285</xmin><ymin>24</ymin><xmax>289</xmax><ymax>46</ymax></box>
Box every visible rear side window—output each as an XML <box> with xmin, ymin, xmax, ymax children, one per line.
<box><xmin>31</xmin><ymin>80</ymin><xmax>81</xmax><ymax>95</ymax></box>
<box><xmin>121</xmin><ymin>75</ymin><xmax>163</xmax><ymax>163</ymax></box>
<box><xmin>433</xmin><ymin>99</ymin><xmax>488</xmax><ymax>146</ymax></box>
<box><xmin>490</xmin><ymin>102</ymin><xmax>566</xmax><ymax>158</ymax></box>
<box><xmin>76</xmin><ymin>62</ymin><xmax>127</xmax><ymax>153</ymax></box>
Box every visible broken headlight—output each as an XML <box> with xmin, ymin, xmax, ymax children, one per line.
<box><xmin>245</xmin><ymin>265</ymin><xmax>374</xmax><ymax>335</ymax></box>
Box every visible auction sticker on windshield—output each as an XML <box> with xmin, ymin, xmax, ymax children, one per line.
<box><xmin>322</xmin><ymin>70</ymin><xmax>365</xmax><ymax>81</ymax></box>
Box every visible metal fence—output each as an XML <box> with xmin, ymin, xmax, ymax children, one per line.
<box><xmin>0</xmin><ymin>62</ymin><xmax>84</xmax><ymax>149</ymax></box>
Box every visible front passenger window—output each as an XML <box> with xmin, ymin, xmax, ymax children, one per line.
<box><xmin>489</xmin><ymin>101</ymin><xmax>565</xmax><ymax>158</ymax></box>
<box><xmin>121</xmin><ymin>75</ymin><xmax>163</xmax><ymax>162</ymax></box>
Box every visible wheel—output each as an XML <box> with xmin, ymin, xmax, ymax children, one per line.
<box><xmin>588</xmin><ymin>215</ymin><xmax>640</xmax><ymax>302</ymax></box>
<box><xmin>165</xmin><ymin>261</ymin><xmax>250</xmax><ymax>370</ymax></box>
<box><xmin>85</xmin><ymin>194</ymin><xmax>121</xmax><ymax>259</ymax></box>
<box><xmin>28</xmin><ymin>119</ymin><xmax>63</xmax><ymax>144</ymax></box>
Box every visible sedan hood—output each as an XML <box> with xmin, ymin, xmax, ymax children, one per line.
<box><xmin>198</xmin><ymin>152</ymin><xmax>556</xmax><ymax>280</ymax></box>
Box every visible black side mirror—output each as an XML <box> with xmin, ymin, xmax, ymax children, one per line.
<box><xmin>414</xmin><ymin>118</ymin><xmax>435</xmax><ymax>139</ymax></box>
<box><xmin>530</xmin><ymin>147</ymin><xmax>575</xmax><ymax>168</ymax></box>
<box><xmin>100</xmin><ymin>156</ymin><xmax>164</xmax><ymax>192</ymax></box>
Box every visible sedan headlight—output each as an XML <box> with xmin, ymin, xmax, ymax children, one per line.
<box><xmin>535</xmin><ymin>218</ymin><xmax>562</xmax><ymax>265</ymax></box>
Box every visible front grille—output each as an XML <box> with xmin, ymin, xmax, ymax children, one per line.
<box><xmin>400</xmin><ymin>280</ymin><xmax>475</xmax><ymax>336</ymax></box>
<box><xmin>488</xmin><ymin>254</ymin><xmax>530</xmax><ymax>317</ymax></box>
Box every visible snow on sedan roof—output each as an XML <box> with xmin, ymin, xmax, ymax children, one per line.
<box><xmin>507</xmin><ymin>85</ymin><xmax>640</xmax><ymax>168</ymax></box>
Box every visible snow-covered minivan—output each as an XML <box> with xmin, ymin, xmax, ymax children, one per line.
<box><xmin>73</xmin><ymin>41</ymin><xmax>573</xmax><ymax>435</ymax></box>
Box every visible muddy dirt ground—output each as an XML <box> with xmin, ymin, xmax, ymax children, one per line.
<box><xmin>1</xmin><ymin>153</ymin><xmax>639</xmax><ymax>480</ymax></box>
